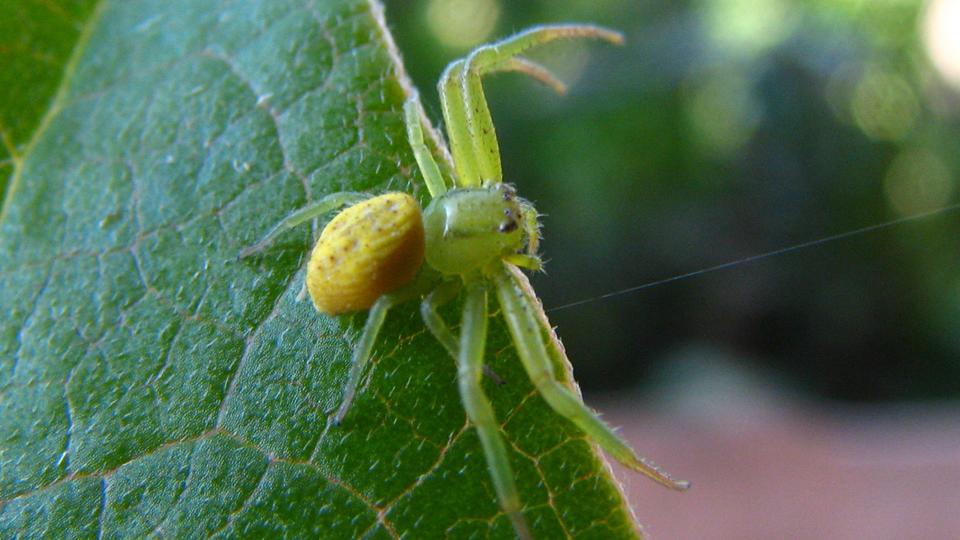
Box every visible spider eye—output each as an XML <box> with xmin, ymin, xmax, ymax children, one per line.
<box><xmin>499</xmin><ymin>207</ymin><xmax>520</xmax><ymax>233</ymax></box>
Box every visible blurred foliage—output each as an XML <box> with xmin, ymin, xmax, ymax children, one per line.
<box><xmin>385</xmin><ymin>0</ymin><xmax>960</xmax><ymax>402</ymax></box>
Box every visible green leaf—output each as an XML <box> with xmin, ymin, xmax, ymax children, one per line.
<box><xmin>0</xmin><ymin>1</ymin><xmax>643</xmax><ymax>537</ymax></box>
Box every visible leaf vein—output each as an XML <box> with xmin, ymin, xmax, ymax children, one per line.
<box><xmin>0</xmin><ymin>0</ymin><xmax>108</xmax><ymax>225</ymax></box>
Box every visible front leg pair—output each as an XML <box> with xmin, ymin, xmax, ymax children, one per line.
<box><xmin>439</xmin><ymin>24</ymin><xmax>624</xmax><ymax>187</ymax></box>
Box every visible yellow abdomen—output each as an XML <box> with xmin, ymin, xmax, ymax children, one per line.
<box><xmin>306</xmin><ymin>192</ymin><xmax>425</xmax><ymax>315</ymax></box>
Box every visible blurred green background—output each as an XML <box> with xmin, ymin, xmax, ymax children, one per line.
<box><xmin>384</xmin><ymin>0</ymin><xmax>960</xmax><ymax>403</ymax></box>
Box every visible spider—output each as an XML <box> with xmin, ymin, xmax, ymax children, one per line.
<box><xmin>242</xmin><ymin>24</ymin><xmax>688</xmax><ymax>539</ymax></box>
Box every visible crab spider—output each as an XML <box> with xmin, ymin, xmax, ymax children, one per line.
<box><xmin>242</xmin><ymin>24</ymin><xmax>688</xmax><ymax>539</ymax></box>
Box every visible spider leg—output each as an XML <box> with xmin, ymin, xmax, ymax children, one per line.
<box><xmin>404</xmin><ymin>97</ymin><xmax>448</xmax><ymax>198</ymax></box>
<box><xmin>333</xmin><ymin>271</ymin><xmax>442</xmax><ymax>424</ymax></box>
<box><xmin>502</xmin><ymin>254</ymin><xmax>542</xmax><ymax>272</ymax></box>
<box><xmin>296</xmin><ymin>281</ymin><xmax>309</xmax><ymax>302</ymax></box>
<box><xmin>420</xmin><ymin>280</ymin><xmax>462</xmax><ymax>357</ymax></box>
<box><xmin>490</xmin><ymin>57</ymin><xmax>568</xmax><ymax>96</ymax></box>
<box><xmin>459</xmin><ymin>25</ymin><xmax>625</xmax><ymax>185</ymax></box>
<box><xmin>519</xmin><ymin>200</ymin><xmax>541</xmax><ymax>257</ymax></box>
<box><xmin>442</xmin><ymin>57</ymin><xmax>541</xmax><ymax>188</ymax></box>
<box><xmin>491</xmin><ymin>263</ymin><xmax>690</xmax><ymax>491</ymax></box>
<box><xmin>459</xmin><ymin>52</ymin><xmax>500</xmax><ymax>185</ymax></box>
<box><xmin>332</xmin><ymin>292</ymin><xmax>397</xmax><ymax>425</ymax></box>
<box><xmin>421</xmin><ymin>280</ymin><xmax>507</xmax><ymax>386</ymax></box>
<box><xmin>238</xmin><ymin>191</ymin><xmax>367</xmax><ymax>258</ymax></box>
<box><xmin>505</xmin><ymin>265</ymin><xmax>567</xmax><ymax>383</ymax></box>
<box><xmin>459</xmin><ymin>277</ymin><xmax>530</xmax><ymax>539</ymax></box>
<box><xmin>439</xmin><ymin>60</ymin><xmax>481</xmax><ymax>188</ymax></box>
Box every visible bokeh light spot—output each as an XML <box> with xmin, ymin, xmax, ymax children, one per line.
<box><xmin>686</xmin><ymin>73</ymin><xmax>760</xmax><ymax>158</ymax></box>
<box><xmin>851</xmin><ymin>66</ymin><xmax>919</xmax><ymax>141</ymax></box>
<box><xmin>700</xmin><ymin>0</ymin><xmax>797</xmax><ymax>55</ymax></box>
<box><xmin>426</xmin><ymin>0</ymin><xmax>500</xmax><ymax>49</ymax></box>
<box><xmin>883</xmin><ymin>148</ymin><xmax>954</xmax><ymax>216</ymax></box>
<box><xmin>923</xmin><ymin>0</ymin><xmax>960</xmax><ymax>89</ymax></box>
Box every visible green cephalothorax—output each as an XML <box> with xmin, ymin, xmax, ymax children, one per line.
<box><xmin>242</xmin><ymin>24</ymin><xmax>687</xmax><ymax>540</ymax></box>
<box><xmin>423</xmin><ymin>184</ymin><xmax>526</xmax><ymax>275</ymax></box>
